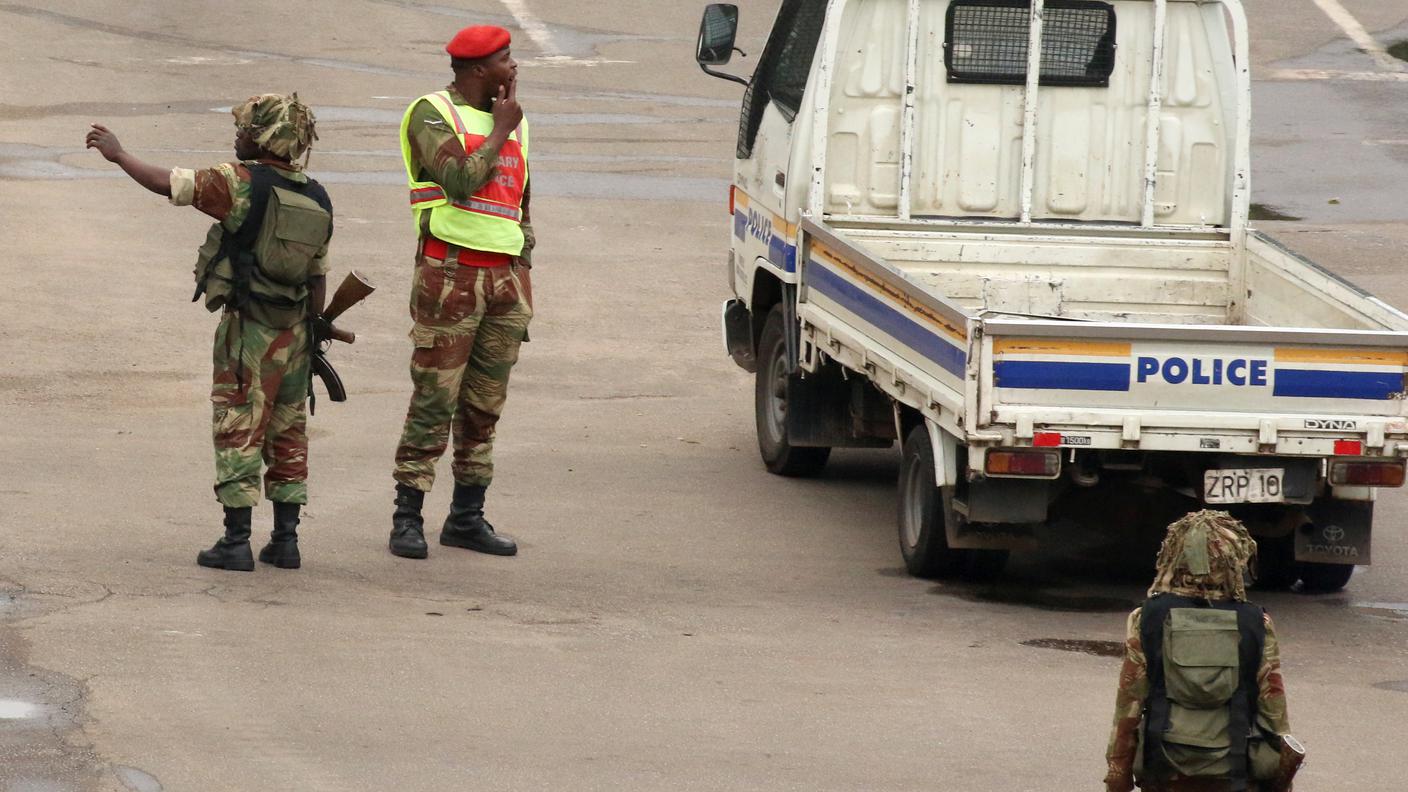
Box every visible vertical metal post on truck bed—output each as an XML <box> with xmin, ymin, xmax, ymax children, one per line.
<box><xmin>898</xmin><ymin>0</ymin><xmax>921</xmax><ymax>220</ymax></box>
<box><xmin>1018</xmin><ymin>0</ymin><xmax>1046</xmax><ymax>223</ymax></box>
<box><xmin>807</xmin><ymin>0</ymin><xmax>845</xmax><ymax>220</ymax></box>
<box><xmin>1140</xmin><ymin>0</ymin><xmax>1169</xmax><ymax>226</ymax></box>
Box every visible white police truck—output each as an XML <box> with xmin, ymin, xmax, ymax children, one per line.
<box><xmin>696</xmin><ymin>0</ymin><xmax>1408</xmax><ymax>591</ymax></box>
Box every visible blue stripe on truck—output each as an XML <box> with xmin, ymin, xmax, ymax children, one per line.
<box><xmin>1273</xmin><ymin>369</ymin><xmax>1405</xmax><ymax>400</ymax></box>
<box><xmin>994</xmin><ymin>361</ymin><xmax>1132</xmax><ymax>392</ymax></box>
<box><xmin>807</xmin><ymin>261</ymin><xmax>966</xmax><ymax>377</ymax></box>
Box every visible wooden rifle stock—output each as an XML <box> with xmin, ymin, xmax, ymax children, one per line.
<box><xmin>321</xmin><ymin>270</ymin><xmax>375</xmax><ymax>344</ymax></box>
<box><xmin>1270</xmin><ymin>734</ymin><xmax>1305</xmax><ymax>792</ymax></box>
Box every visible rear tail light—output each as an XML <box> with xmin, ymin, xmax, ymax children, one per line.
<box><xmin>729</xmin><ymin>184</ymin><xmax>736</xmax><ymax>215</ymax></box>
<box><xmin>1330</xmin><ymin>459</ymin><xmax>1406</xmax><ymax>487</ymax></box>
<box><xmin>985</xmin><ymin>449</ymin><xmax>1059</xmax><ymax>477</ymax></box>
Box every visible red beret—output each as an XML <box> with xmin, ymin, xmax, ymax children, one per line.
<box><xmin>446</xmin><ymin>25</ymin><xmax>512</xmax><ymax>60</ymax></box>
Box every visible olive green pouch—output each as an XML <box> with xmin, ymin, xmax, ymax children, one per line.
<box><xmin>1161</xmin><ymin>608</ymin><xmax>1241</xmax><ymax>777</ymax></box>
<box><xmin>253</xmin><ymin>186</ymin><xmax>331</xmax><ymax>287</ymax></box>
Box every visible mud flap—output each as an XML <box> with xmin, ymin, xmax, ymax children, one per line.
<box><xmin>1297</xmin><ymin>499</ymin><xmax>1372</xmax><ymax>565</ymax></box>
<box><xmin>785</xmin><ymin>364</ymin><xmax>893</xmax><ymax>449</ymax></box>
<box><xmin>722</xmin><ymin>299</ymin><xmax>755</xmax><ymax>372</ymax></box>
<box><xmin>948</xmin><ymin>478</ymin><xmax>1044</xmax><ymax>551</ymax></box>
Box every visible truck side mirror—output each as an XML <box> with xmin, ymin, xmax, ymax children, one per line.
<box><xmin>696</xmin><ymin>4</ymin><xmax>740</xmax><ymax>66</ymax></box>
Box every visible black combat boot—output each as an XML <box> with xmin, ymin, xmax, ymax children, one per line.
<box><xmin>389</xmin><ymin>483</ymin><xmax>429</xmax><ymax>559</ymax></box>
<box><xmin>197</xmin><ymin>506</ymin><xmax>255</xmax><ymax>572</ymax></box>
<box><xmin>258</xmin><ymin>501</ymin><xmax>302</xmax><ymax>569</ymax></box>
<box><xmin>440</xmin><ymin>483</ymin><xmax>517</xmax><ymax>556</ymax></box>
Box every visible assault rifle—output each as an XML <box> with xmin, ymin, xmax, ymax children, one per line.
<box><xmin>310</xmin><ymin>270</ymin><xmax>375</xmax><ymax>412</ymax></box>
<box><xmin>1267</xmin><ymin>734</ymin><xmax>1306</xmax><ymax>792</ymax></box>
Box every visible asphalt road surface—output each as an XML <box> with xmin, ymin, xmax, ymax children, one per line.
<box><xmin>2</xmin><ymin>1</ymin><xmax>1407</xmax><ymax>790</ymax></box>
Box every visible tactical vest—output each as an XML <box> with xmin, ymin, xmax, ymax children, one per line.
<box><xmin>399</xmin><ymin>91</ymin><xmax>529</xmax><ymax>255</ymax></box>
<box><xmin>193</xmin><ymin>164</ymin><xmax>333</xmax><ymax>329</ymax></box>
<box><xmin>1139</xmin><ymin>593</ymin><xmax>1266</xmax><ymax>790</ymax></box>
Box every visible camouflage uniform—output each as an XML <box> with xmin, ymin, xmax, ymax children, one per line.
<box><xmin>392</xmin><ymin>86</ymin><xmax>534</xmax><ymax>492</ymax></box>
<box><xmin>172</xmin><ymin>95</ymin><xmax>329</xmax><ymax>508</ymax></box>
<box><xmin>1104</xmin><ymin>511</ymin><xmax>1292</xmax><ymax>792</ymax></box>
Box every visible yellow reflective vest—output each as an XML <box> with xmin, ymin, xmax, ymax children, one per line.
<box><xmin>399</xmin><ymin>91</ymin><xmax>529</xmax><ymax>255</ymax></box>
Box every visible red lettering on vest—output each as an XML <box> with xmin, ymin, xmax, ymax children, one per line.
<box><xmin>462</xmin><ymin>133</ymin><xmax>526</xmax><ymax>217</ymax></box>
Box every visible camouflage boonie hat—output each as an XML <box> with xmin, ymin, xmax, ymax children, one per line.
<box><xmin>232</xmin><ymin>93</ymin><xmax>318</xmax><ymax>162</ymax></box>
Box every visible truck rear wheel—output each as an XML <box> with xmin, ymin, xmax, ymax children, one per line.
<box><xmin>1253</xmin><ymin>533</ymin><xmax>1298</xmax><ymax>591</ymax></box>
<box><xmin>755</xmin><ymin>305</ymin><xmax>830</xmax><ymax>476</ymax></box>
<box><xmin>897</xmin><ymin>426</ymin><xmax>1012</xmax><ymax>580</ymax></box>
<box><xmin>1297</xmin><ymin>562</ymin><xmax>1355</xmax><ymax>594</ymax></box>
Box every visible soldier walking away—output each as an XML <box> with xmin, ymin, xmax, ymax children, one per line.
<box><xmin>1104</xmin><ymin>511</ymin><xmax>1304</xmax><ymax>792</ymax></box>
<box><xmin>86</xmin><ymin>94</ymin><xmax>334</xmax><ymax>572</ymax></box>
<box><xmin>389</xmin><ymin>25</ymin><xmax>534</xmax><ymax>560</ymax></box>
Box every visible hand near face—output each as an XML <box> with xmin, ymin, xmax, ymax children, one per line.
<box><xmin>492</xmin><ymin>78</ymin><xmax>523</xmax><ymax>134</ymax></box>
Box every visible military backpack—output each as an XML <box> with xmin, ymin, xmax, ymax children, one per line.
<box><xmin>1136</xmin><ymin>594</ymin><xmax>1281</xmax><ymax>790</ymax></box>
<box><xmin>193</xmin><ymin>164</ymin><xmax>333</xmax><ymax>328</ymax></box>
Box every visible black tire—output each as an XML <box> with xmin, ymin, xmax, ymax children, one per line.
<box><xmin>1297</xmin><ymin>562</ymin><xmax>1355</xmax><ymax>594</ymax></box>
<box><xmin>1253</xmin><ymin>533</ymin><xmax>1298</xmax><ymax>591</ymax></box>
<box><xmin>897</xmin><ymin>426</ymin><xmax>967</xmax><ymax>578</ymax></box>
<box><xmin>754</xmin><ymin>305</ymin><xmax>830</xmax><ymax>477</ymax></box>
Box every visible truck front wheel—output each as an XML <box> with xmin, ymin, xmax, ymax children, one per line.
<box><xmin>755</xmin><ymin>305</ymin><xmax>830</xmax><ymax>476</ymax></box>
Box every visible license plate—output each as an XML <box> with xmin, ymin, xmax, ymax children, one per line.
<box><xmin>1204</xmin><ymin>468</ymin><xmax>1285</xmax><ymax>504</ymax></box>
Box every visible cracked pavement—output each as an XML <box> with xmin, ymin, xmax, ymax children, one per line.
<box><xmin>3</xmin><ymin>0</ymin><xmax>1408</xmax><ymax>790</ymax></box>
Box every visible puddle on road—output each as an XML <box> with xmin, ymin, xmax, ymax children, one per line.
<box><xmin>1317</xmin><ymin>598</ymin><xmax>1408</xmax><ymax>620</ymax></box>
<box><xmin>0</xmin><ymin>143</ymin><xmax>729</xmax><ymax>201</ymax></box>
<box><xmin>1349</xmin><ymin>601</ymin><xmax>1408</xmax><ymax>620</ymax></box>
<box><xmin>1389</xmin><ymin>40</ymin><xmax>1408</xmax><ymax>63</ymax></box>
<box><xmin>934</xmin><ymin>584</ymin><xmax>1136</xmax><ymax>613</ymax></box>
<box><xmin>214</xmin><ymin>106</ymin><xmax>667</xmax><ymax>127</ymax></box>
<box><xmin>1249</xmin><ymin>203</ymin><xmax>1302</xmax><ymax>222</ymax></box>
<box><xmin>113</xmin><ymin>765</ymin><xmax>164</xmax><ymax>792</ymax></box>
<box><xmin>1374</xmin><ymin>680</ymin><xmax>1408</xmax><ymax>694</ymax></box>
<box><xmin>1021</xmin><ymin>638</ymin><xmax>1124</xmax><ymax>658</ymax></box>
<box><xmin>0</xmin><ymin>4</ymin><xmax>422</xmax><ymax>79</ymax></box>
<box><xmin>363</xmin><ymin>0</ymin><xmax>670</xmax><ymax>61</ymax></box>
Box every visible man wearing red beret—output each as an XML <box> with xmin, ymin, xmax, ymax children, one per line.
<box><xmin>389</xmin><ymin>25</ymin><xmax>534</xmax><ymax>560</ymax></box>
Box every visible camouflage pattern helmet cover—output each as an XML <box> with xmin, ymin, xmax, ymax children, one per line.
<box><xmin>1148</xmin><ymin>510</ymin><xmax>1259</xmax><ymax>602</ymax></box>
<box><xmin>232</xmin><ymin>93</ymin><xmax>318</xmax><ymax>162</ymax></box>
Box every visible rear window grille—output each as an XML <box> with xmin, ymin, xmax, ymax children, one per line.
<box><xmin>945</xmin><ymin>0</ymin><xmax>1116</xmax><ymax>87</ymax></box>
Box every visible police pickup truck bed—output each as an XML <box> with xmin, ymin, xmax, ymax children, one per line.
<box><xmin>698</xmin><ymin>0</ymin><xmax>1408</xmax><ymax>591</ymax></box>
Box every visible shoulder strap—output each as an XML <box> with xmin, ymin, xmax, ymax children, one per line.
<box><xmin>1226</xmin><ymin>602</ymin><xmax>1266</xmax><ymax>790</ymax></box>
<box><xmin>1139</xmin><ymin>593</ymin><xmax>1180</xmax><ymax>780</ymax></box>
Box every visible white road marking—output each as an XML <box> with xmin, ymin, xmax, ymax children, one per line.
<box><xmin>499</xmin><ymin>0</ymin><xmax>560</xmax><ymax>57</ymax></box>
<box><xmin>1265</xmin><ymin>68</ymin><xmax>1408</xmax><ymax>82</ymax></box>
<box><xmin>1309</xmin><ymin>0</ymin><xmax>1404</xmax><ymax>72</ymax></box>
<box><xmin>0</xmin><ymin>699</ymin><xmax>38</xmax><ymax>719</ymax></box>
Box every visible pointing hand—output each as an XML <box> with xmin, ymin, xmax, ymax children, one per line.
<box><xmin>85</xmin><ymin>123</ymin><xmax>125</xmax><ymax>162</ymax></box>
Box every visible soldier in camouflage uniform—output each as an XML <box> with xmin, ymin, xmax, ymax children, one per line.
<box><xmin>389</xmin><ymin>26</ymin><xmax>534</xmax><ymax>559</ymax></box>
<box><xmin>1105</xmin><ymin>511</ymin><xmax>1293</xmax><ymax>792</ymax></box>
<box><xmin>86</xmin><ymin>94</ymin><xmax>332</xmax><ymax>572</ymax></box>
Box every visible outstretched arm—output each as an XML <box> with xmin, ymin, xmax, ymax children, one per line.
<box><xmin>85</xmin><ymin>124</ymin><xmax>171</xmax><ymax>197</ymax></box>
